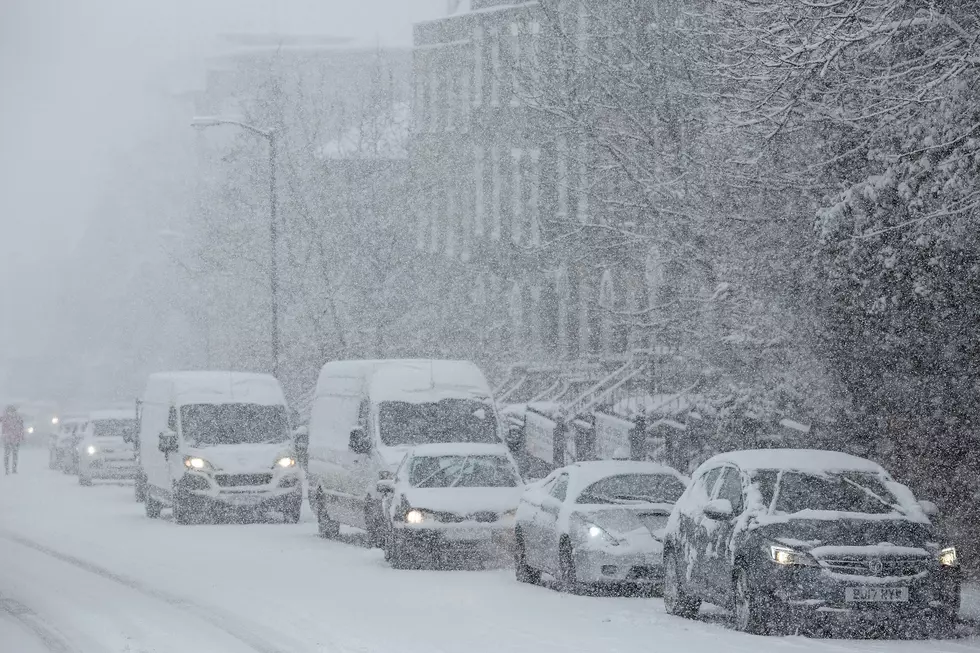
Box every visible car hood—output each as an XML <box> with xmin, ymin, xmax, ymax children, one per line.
<box><xmin>185</xmin><ymin>443</ymin><xmax>290</xmax><ymax>473</ymax></box>
<box><xmin>405</xmin><ymin>486</ymin><xmax>523</xmax><ymax>516</ymax></box>
<box><xmin>576</xmin><ymin>506</ymin><xmax>672</xmax><ymax>548</ymax></box>
<box><xmin>761</xmin><ymin>518</ymin><xmax>937</xmax><ymax>550</ymax></box>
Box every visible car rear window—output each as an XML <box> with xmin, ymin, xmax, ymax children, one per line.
<box><xmin>577</xmin><ymin>473</ymin><xmax>686</xmax><ymax>505</ymax></box>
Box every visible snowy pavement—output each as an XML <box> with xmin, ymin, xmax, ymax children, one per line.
<box><xmin>1</xmin><ymin>449</ymin><xmax>979</xmax><ymax>653</ymax></box>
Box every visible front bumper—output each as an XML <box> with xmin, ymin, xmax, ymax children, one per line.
<box><xmin>181</xmin><ymin>469</ymin><xmax>303</xmax><ymax>510</ymax></box>
<box><xmin>392</xmin><ymin>518</ymin><xmax>515</xmax><ymax>555</ymax></box>
<box><xmin>79</xmin><ymin>455</ymin><xmax>138</xmax><ymax>479</ymax></box>
<box><xmin>756</xmin><ymin>562</ymin><xmax>961</xmax><ymax>620</ymax></box>
<box><xmin>574</xmin><ymin>546</ymin><xmax>665</xmax><ymax>584</ymax></box>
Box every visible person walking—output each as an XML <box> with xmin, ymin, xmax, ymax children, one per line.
<box><xmin>2</xmin><ymin>405</ymin><xmax>25</xmax><ymax>474</ymax></box>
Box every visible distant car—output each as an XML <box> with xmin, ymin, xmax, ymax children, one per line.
<box><xmin>662</xmin><ymin>449</ymin><xmax>961</xmax><ymax>636</ymax></box>
<box><xmin>50</xmin><ymin>418</ymin><xmax>86</xmax><ymax>473</ymax></box>
<box><xmin>513</xmin><ymin>460</ymin><xmax>689</xmax><ymax>593</ymax></box>
<box><xmin>377</xmin><ymin>443</ymin><xmax>523</xmax><ymax>569</ymax></box>
<box><xmin>77</xmin><ymin>410</ymin><xmax>138</xmax><ymax>486</ymax></box>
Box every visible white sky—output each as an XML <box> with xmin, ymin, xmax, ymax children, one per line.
<box><xmin>0</xmin><ymin>0</ymin><xmax>445</xmax><ymax>384</ymax></box>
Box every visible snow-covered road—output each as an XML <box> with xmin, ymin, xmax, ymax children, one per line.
<box><xmin>1</xmin><ymin>449</ymin><xmax>978</xmax><ymax>653</ymax></box>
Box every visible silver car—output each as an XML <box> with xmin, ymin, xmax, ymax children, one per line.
<box><xmin>514</xmin><ymin>460</ymin><xmax>689</xmax><ymax>593</ymax></box>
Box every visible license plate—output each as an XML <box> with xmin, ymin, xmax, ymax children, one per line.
<box><xmin>443</xmin><ymin>528</ymin><xmax>491</xmax><ymax>542</ymax></box>
<box><xmin>845</xmin><ymin>587</ymin><xmax>909</xmax><ymax>602</ymax></box>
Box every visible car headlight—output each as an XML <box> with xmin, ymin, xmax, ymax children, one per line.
<box><xmin>52</xmin><ymin>417</ymin><xmax>59</xmax><ymax>425</ymax></box>
<box><xmin>584</xmin><ymin>522</ymin><xmax>621</xmax><ymax>546</ymax></box>
<box><xmin>27</xmin><ymin>427</ymin><xmax>35</xmax><ymax>434</ymax></box>
<box><xmin>275</xmin><ymin>456</ymin><xmax>296</xmax><ymax>469</ymax></box>
<box><xmin>183</xmin><ymin>456</ymin><xmax>212</xmax><ymax>471</ymax></box>
<box><xmin>405</xmin><ymin>509</ymin><xmax>426</xmax><ymax>524</ymax></box>
<box><xmin>769</xmin><ymin>545</ymin><xmax>818</xmax><ymax>567</ymax></box>
<box><xmin>939</xmin><ymin>547</ymin><xmax>958</xmax><ymax>567</ymax></box>
<box><xmin>86</xmin><ymin>445</ymin><xmax>97</xmax><ymax>456</ymax></box>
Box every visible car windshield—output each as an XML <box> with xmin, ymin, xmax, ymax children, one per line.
<box><xmin>410</xmin><ymin>455</ymin><xmax>519</xmax><ymax>488</ymax></box>
<box><xmin>180</xmin><ymin>404</ymin><xmax>289</xmax><ymax>447</ymax></box>
<box><xmin>94</xmin><ymin>419</ymin><xmax>135</xmax><ymax>439</ymax></box>
<box><xmin>773</xmin><ymin>471</ymin><xmax>902</xmax><ymax>515</ymax></box>
<box><xmin>378</xmin><ymin>399</ymin><xmax>499</xmax><ymax>447</ymax></box>
<box><xmin>577</xmin><ymin>473</ymin><xmax>687</xmax><ymax>505</ymax></box>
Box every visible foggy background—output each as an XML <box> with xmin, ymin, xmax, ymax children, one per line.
<box><xmin>0</xmin><ymin>0</ymin><xmax>445</xmax><ymax>404</ymax></box>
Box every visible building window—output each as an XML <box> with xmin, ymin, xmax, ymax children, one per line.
<box><xmin>446</xmin><ymin>67</ymin><xmax>456</xmax><ymax>132</ymax></box>
<box><xmin>490</xmin><ymin>27</ymin><xmax>501</xmax><ymax>107</ymax></box>
<box><xmin>511</xmin><ymin>148</ymin><xmax>524</xmax><ymax>245</ymax></box>
<box><xmin>473</xmin><ymin>25</ymin><xmax>484</xmax><ymax>107</ymax></box>
<box><xmin>509</xmin><ymin>282</ymin><xmax>525</xmax><ymax>352</ymax></box>
<box><xmin>529</xmin><ymin>148</ymin><xmax>541</xmax><ymax>247</ymax></box>
<box><xmin>557</xmin><ymin>136</ymin><xmax>569</xmax><ymax>221</ymax></box>
<box><xmin>474</xmin><ymin>145</ymin><xmax>485</xmax><ymax>237</ymax></box>
<box><xmin>577</xmin><ymin>139</ymin><xmax>589</xmax><ymax>224</ymax></box>
<box><xmin>445</xmin><ymin>181</ymin><xmax>457</xmax><ymax>259</ymax></box>
<box><xmin>510</xmin><ymin>22</ymin><xmax>522</xmax><ymax>106</ymax></box>
<box><xmin>430</xmin><ymin>190</ymin><xmax>441</xmax><ymax>254</ymax></box>
<box><xmin>577</xmin><ymin>0</ymin><xmax>590</xmax><ymax>70</ymax></box>
<box><xmin>491</xmin><ymin>144</ymin><xmax>502</xmax><ymax>240</ymax></box>
<box><xmin>416</xmin><ymin>197</ymin><xmax>429</xmax><ymax>250</ymax></box>
<box><xmin>429</xmin><ymin>67</ymin><xmax>440</xmax><ymax>133</ymax></box>
<box><xmin>529</xmin><ymin>284</ymin><xmax>543</xmax><ymax>355</ymax></box>
<box><xmin>414</xmin><ymin>73</ymin><xmax>426</xmax><ymax>131</ymax></box>
<box><xmin>599</xmin><ymin>270</ymin><xmax>615</xmax><ymax>355</ymax></box>
<box><xmin>460</xmin><ymin>65</ymin><xmax>471</xmax><ymax>130</ymax></box>
<box><xmin>556</xmin><ymin>267</ymin><xmax>570</xmax><ymax>359</ymax></box>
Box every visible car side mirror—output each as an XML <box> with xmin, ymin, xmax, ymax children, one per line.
<box><xmin>378</xmin><ymin>470</ymin><xmax>393</xmax><ymax>481</ymax></box>
<box><xmin>505</xmin><ymin>424</ymin><xmax>524</xmax><ymax>453</ymax></box>
<box><xmin>703</xmin><ymin>498</ymin><xmax>733</xmax><ymax>520</ymax></box>
<box><xmin>376</xmin><ymin>479</ymin><xmax>395</xmax><ymax>495</ymax></box>
<box><xmin>349</xmin><ymin>427</ymin><xmax>370</xmax><ymax>455</ymax></box>
<box><xmin>919</xmin><ymin>500</ymin><xmax>940</xmax><ymax>517</ymax></box>
<box><xmin>158</xmin><ymin>431</ymin><xmax>178</xmax><ymax>455</ymax></box>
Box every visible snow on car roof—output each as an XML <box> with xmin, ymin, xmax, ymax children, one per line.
<box><xmin>698</xmin><ymin>449</ymin><xmax>887</xmax><ymax>475</ymax></box>
<box><xmin>367</xmin><ymin>360</ymin><xmax>491</xmax><ymax>404</ymax></box>
<box><xmin>148</xmin><ymin>371</ymin><xmax>286</xmax><ymax>407</ymax></box>
<box><xmin>565</xmin><ymin>460</ymin><xmax>690</xmax><ymax>499</ymax></box>
<box><xmin>409</xmin><ymin>443</ymin><xmax>512</xmax><ymax>458</ymax></box>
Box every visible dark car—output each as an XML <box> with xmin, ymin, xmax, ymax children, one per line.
<box><xmin>662</xmin><ymin>449</ymin><xmax>961</xmax><ymax>636</ymax></box>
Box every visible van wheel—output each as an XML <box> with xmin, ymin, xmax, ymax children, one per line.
<box><xmin>283</xmin><ymin>495</ymin><xmax>302</xmax><ymax>524</ymax></box>
<box><xmin>316</xmin><ymin>494</ymin><xmax>340</xmax><ymax>538</ymax></box>
<box><xmin>386</xmin><ymin>531</ymin><xmax>418</xmax><ymax>570</ymax></box>
<box><xmin>145</xmin><ymin>495</ymin><xmax>162</xmax><ymax>519</ymax></box>
<box><xmin>173</xmin><ymin>491</ymin><xmax>196</xmax><ymax>525</ymax></box>
<box><xmin>365</xmin><ymin>502</ymin><xmax>384</xmax><ymax>548</ymax></box>
<box><xmin>134</xmin><ymin>474</ymin><xmax>147</xmax><ymax>503</ymax></box>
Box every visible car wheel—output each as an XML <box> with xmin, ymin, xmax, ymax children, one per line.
<box><xmin>514</xmin><ymin>529</ymin><xmax>541</xmax><ymax>584</ymax></box>
<box><xmin>145</xmin><ymin>495</ymin><xmax>162</xmax><ymax>519</ymax></box>
<box><xmin>173</xmin><ymin>490</ymin><xmax>196</xmax><ymax>525</ymax></box>
<box><xmin>315</xmin><ymin>493</ymin><xmax>340</xmax><ymax>538</ymax></box>
<box><xmin>78</xmin><ymin>475</ymin><xmax>92</xmax><ymax>486</ymax></box>
<box><xmin>733</xmin><ymin>568</ymin><xmax>771</xmax><ymax>635</ymax></box>
<box><xmin>365</xmin><ymin>502</ymin><xmax>384</xmax><ymax>548</ymax></box>
<box><xmin>283</xmin><ymin>495</ymin><xmax>302</xmax><ymax>524</ymax></box>
<box><xmin>134</xmin><ymin>474</ymin><xmax>147</xmax><ymax>503</ymax></box>
<box><xmin>386</xmin><ymin>531</ymin><xmax>418</xmax><ymax>570</ymax></box>
<box><xmin>558</xmin><ymin>538</ymin><xmax>585</xmax><ymax>594</ymax></box>
<box><xmin>664</xmin><ymin>551</ymin><xmax>701</xmax><ymax>618</ymax></box>
<box><xmin>922</xmin><ymin>609</ymin><xmax>957</xmax><ymax>639</ymax></box>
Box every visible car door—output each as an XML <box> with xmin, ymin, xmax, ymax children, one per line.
<box><xmin>704</xmin><ymin>466</ymin><xmax>747</xmax><ymax>603</ymax></box>
<box><xmin>519</xmin><ymin>474</ymin><xmax>557</xmax><ymax>569</ymax></box>
<box><xmin>537</xmin><ymin>473</ymin><xmax>570</xmax><ymax>575</ymax></box>
<box><xmin>683</xmin><ymin>466</ymin><xmax>724</xmax><ymax>594</ymax></box>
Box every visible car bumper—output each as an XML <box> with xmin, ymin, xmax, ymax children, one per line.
<box><xmin>756</xmin><ymin>563</ymin><xmax>961</xmax><ymax>619</ymax></box>
<box><xmin>573</xmin><ymin>547</ymin><xmax>665</xmax><ymax>585</ymax></box>
<box><xmin>182</xmin><ymin>471</ymin><xmax>303</xmax><ymax>510</ymax></box>
<box><xmin>393</xmin><ymin>521</ymin><xmax>515</xmax><ymax>554</ymax></box>
<box><xmin>79</xmin><ymin>456</ymin><xmax>138</xmax><ymax>479</ymax></box>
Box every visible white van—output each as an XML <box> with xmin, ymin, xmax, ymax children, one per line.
<box><xmin>307</xmin><ymin>359</ymin><xmax>506</xmax><ymax>543</ymax></box>
<box><xmin>138</xmin><ymin>371</ymin><xmax>302</xmax><ymax>525</ymax></box>
<box><xmin>77</xmin><ymin>409</ymin><xmax>138</xmax><ymax>485</ymax></box>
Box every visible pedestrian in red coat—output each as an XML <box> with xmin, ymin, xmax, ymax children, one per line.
<box><xmin>1</xmin><ymin>405</ymin><xmax>25</xmax><ymax>474</ymax></box>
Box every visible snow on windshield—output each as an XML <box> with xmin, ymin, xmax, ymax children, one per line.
<box><xmin>180</xmin><ymin>404</ymin><xmax>289</xmax><ymax>447</ymax></box>
<box><xmin>769</xmin><ymin>471</ymin><xmax>903</xmax><ymax>516</ymax></box>
<box><xmin>577</xmin><ymin>473</ymin><xmax>686</xmax><ymax>505</ymax></box>
<box><xmin>378</xmin><ymin>398</ymin><xmax>498</xmax><ymax>447</ymax></box>
<box><xmin>93</xmin><ymin>419</ymin><xmax>136</xmax><ymax>439</ymax></box>
<box><xmin>410</xmin><ymin>454</ymin><xmax>519</xmax><ymax>488</ymax></box>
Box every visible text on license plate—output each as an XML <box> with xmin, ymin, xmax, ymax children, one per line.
<box><xmin>845</xmin><ymin>587</ymin><xmax>909</xmax><ymax>602</ymax></box>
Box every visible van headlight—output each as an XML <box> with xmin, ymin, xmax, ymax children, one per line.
<box><xmin>275</xmin><ymin>456</ymin><xmax>296</xmax><ymax>469</ymax></box>
<box><xmin>939</xmin><ymin>547</ymin><xmax>958</xmax><ymax>567</ymax></box>
<box><xmin>183</xmin><ymin>456</ymin><xmax>212</xmax><ymax>471</ymax></box>
<box><xmin>405</xmin><ymin>509</ymin><xmax>427</xmax><ymax>524</ymax></box>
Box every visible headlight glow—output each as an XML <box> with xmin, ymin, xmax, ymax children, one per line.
<box><xmin>86</xmin><ymin>445</ymin><xmax>97</xmax><ymax>456</ymax></box>
<box><xmin>939</xmin><ymin>547</ymin><xmax>958</xmax><ymax>567</ymax></box>
<box><xmin>27</xmin><ymin>427</ymin><xmax>34</xmax><ymax>434</ymax></box>
<box><xmin>276</xmin><ymin>457</ymin><xmax>296</xmax><ymax>468</ymax></box>
<box><xmin>584</xmin><ymin>522</ymin><xmax>620</xmax><ymax>546</ymax></box>
<box><xmin>184</xmin><ymin>457</ymin><xmax>208</xmax><ymax>470</ymax></box>
<box><xmin>52</xmin><ymin>417</ymin><xmax>59</xmax><ymax>425</ymax></box>
<box><xmin>769</xmin><ymin>545</ymin><xmax>817</xmax><ymax>567</ymax></box>
<box><xmin>405</xmin><ymin>509</ymin><xmax>425</xmax><ymax>524</ymax></box>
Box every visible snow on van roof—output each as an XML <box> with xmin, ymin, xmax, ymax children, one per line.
<box><xmin>697</xmin><ymin>449</ymin><xmax>886</xmax><ymax>475</ymax></box>
<box><xmin>88</xmin><ymin>409</ymin><xmax>136</xmax><ymax>421</ymax></box>
<box><xmin>147</xmin><ymin>371</ymin><xmax>286</xmax><ymax>407</ymax></box>
<box><xmin>409</xmin><ymin>443</ymin><xmax>512</xmax><ymax>458</ymax></box>
<box><xmin>316</xmin><ymin>359</ymin><xmax>491</xmax><ymax>403</ymax></box>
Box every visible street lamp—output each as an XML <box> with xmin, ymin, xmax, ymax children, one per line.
<box><xmin>192</xmin><ymin>116</ymin><xmax>280</xmax><ymax>379</ymax></box>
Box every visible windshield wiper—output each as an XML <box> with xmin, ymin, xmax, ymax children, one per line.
<box><xmin>613</xmin><ymin>494</ymin><xmax>660</xmax><ymax>504</ymax></box>
<box><xmin>840</xmin><ymin>477</ymin><xmax>903</xmax><ymax>513</ymax></box>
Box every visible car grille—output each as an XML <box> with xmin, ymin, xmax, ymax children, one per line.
<box><xmin>429</xmin><ymin>511</ymin><xmax>498</xmax><ymax>523</ymax></box>
<box><xmin>472</xmin><ymin>511</ymin><xmax>498</xmax><ymax>523</ymax></box>
<box><xmin>818</xmin><ymin>556</ymin><xmax>928</xmax><ymax>577</ymax></box>
<box><xmin>215</xmin><ymin>474</ymin><xmax>272</xmax><ymax>487</ymax></box>
<box><xmin>627</xmin><ymin>566</ymin><xmax>660</xmax><ymax>581</ymax></box>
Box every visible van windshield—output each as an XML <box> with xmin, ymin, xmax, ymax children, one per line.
<box><xmin>180</xmin><ymin>404</ymin><xmax>289</xmax><ymax>447</ymax></box>
<box><xmin>94</xmin><ymin>419</ymin><xmax>136</xmax><ymax>439</ymax></box>
<box><xmin>378</xmin><ymin>399</ymin><xmax>499</xmax><ymax>447</ymax></box>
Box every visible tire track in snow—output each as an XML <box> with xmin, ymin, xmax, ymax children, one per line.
<box><xmin>0</xmin><ymin>531</ymin><xmax>305</xmax><ymax>653</ymax></box>
<box><xmin>0</xmin><ymin>595</ymin><xmax>76</xmax><ymax>653</ymax></box>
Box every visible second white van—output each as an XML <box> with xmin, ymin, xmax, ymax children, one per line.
<box><xmin>307</xmin><ymin>359</ymin><xmax>506</xmax><ymax>544</ymax></box>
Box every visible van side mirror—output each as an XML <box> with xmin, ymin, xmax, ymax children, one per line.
<box><xmin>703</xmin><ymin>498</ymin><xmax>733</xmax><ymax>520</ymax></box>
<box><xmin>505</xmin><ymin>424</ymin><xmax>524</xmax><ymax>453</ymax></box>
<box><xmin>349</xmin><ymin>427</ymin><xmax>370</xmax><ymax>455</ymax></box>
<box><xmin>376</xmin><ymin>479</ymin><xmax>395</xmax><ymax>495</ymax></box>
<box><xmin>919</xmin><ymin>500</ymin><xmax>940</xmax><ymax>517</ymax></box>
<box><xmin>158</xmin><ymin>431</ymin><xmax>178</xmax><ymax>455</ymax></box>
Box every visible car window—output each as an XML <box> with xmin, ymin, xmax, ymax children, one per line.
<box><xmin>549</xmin><ymin>474</ymin><xmax>569</xmax><ymax>502</ymax></box>
<box><xmin>714</xmin><ymin>467</ymin><xmax>745</xmax><ymax>514</ymax></box>
<box><xmin>701</xmin><ymin>467</ymin><xmax>723</xmax><ymax>496</ymax></box>
<box><xmin>577</xmin><ymin>473</ymin><xmax>687</xmax><ymax>505</ymax></box>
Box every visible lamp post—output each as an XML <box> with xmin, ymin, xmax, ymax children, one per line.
<box><xmin>191</xmin><ymin>117</ymin><xmax>280</xmax><ymax>379</ymax></box>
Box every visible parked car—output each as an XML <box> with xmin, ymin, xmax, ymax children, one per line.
<box><xmin>77</xmin><ymin>409</ymin><xmax>138</xmax><ymax>486</ymax></box>
<box><xmin>307</xmin><ymin>359</ymin><xmax>508</xmax><ymax>545</ymax></box>
<box><xmin>662</xmin><ymin>449</ymin><xmax>961</xmax><ymax>636</ymax></box>
<box><xmin>378</xmin><ymin>443</ymin><xmax>523</xmax><ymax>568</ymax></box>
<box><xmin>514</xmin><ymin>460</ymin><xmax>690</xmax><ymax>593</ymax></box>
<box><xmin>50</xmin><ymin>417</ymin><xmax>86</xmax><ymax>473</ymax></box>
<box><xmin>138</xmin><ymin>372</ymin><xmax>303</xmax><ymax>525</ymax></box>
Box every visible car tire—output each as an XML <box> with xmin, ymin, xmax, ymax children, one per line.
<box><xmin>664</xmin><ymin>551</ymin><xmax>702</xmax><ymax>619</ymax></box>
<box><xmin>365</xmin><ymin>502</ymin><xmax>384</xmax><ymax>549</ymax></box>
<box><xmin>315</xmin><ymin>493</ymin><xmax>340</xmax><ymax>539</ymax></box>
<box><xmin>173</xmin><ymin>490</ymin><xmax>196</xmax><ymax>526</ymax></box>
<box><xmin>558</xmin><ymin>538</ymin><xmax>585</xmax><ymax>594</ymax></box>
<box><xmin>386</xmin><ymin>531</ymin><xmax>418</xmax><ymax>570</ymax></box>
<box><xmin>79</xmin><ymin>475</ymin><xmax>92</xmax><ymax>486</ymax></box>
<box><xmin>283</xmin><ymin>495</ymin><xmax>302</xmax><ymax>524</ymax></box>
<box><xmin>922</xmin><ymin>610</ymin><xmax>957</xmax><ymax>639</ymax></box>
<box><xmin>733</xmin><ymin>567</ymin><xmax>770</xmax><ymax>635</ymax></box>
<box><xmin>134</xmin><ymin>473</ymin><xmax>147</xmax><ymax>503</ymax></box>
<box><xmin>514</xmin><ymin>529</ymin><xmax>541</xmax><ymax>585</ymax></box>
<box><xmin>145</xmin><ymin>494</ymin><xmax>162</xmax><ymax>519</ymax></box>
